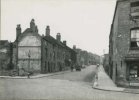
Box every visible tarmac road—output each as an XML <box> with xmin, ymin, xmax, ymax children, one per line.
<box><xmin>47</xmin><ymin>65</ymin><xmax>97</xmax><ymax>84</ymax></box>
<box><xmin>0</xmin><ymin>65</ymin><xmax>139</xmax><ymax>100</ymax></box>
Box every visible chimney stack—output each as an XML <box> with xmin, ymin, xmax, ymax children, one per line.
<box><xmin>73</xmin><ymin>45</ymin><xmax>76</xmax><ymax>50</ymax></box>
<box><xmin>56</xmin><ymin>33</ymin><xmax>61</xmax><ymax>41</ymax></box>
<box><xmin>46</xmin><ymin>26</ymin><xmax>50</xmax><ymax>36</ymax></box>
<box><xmin>16</xmin><ymin>24</ymin><xmax>21</xmax><ymax>39</ymax></box>
<box><xmin>35</xmin><ymin>25</ymin><xmax>38</xmax><ymax>33</ymax></box>
<box><xmin>30</xmin><ymin>19</ymin><xmax>36</xmax><ymax>32</ymax></box>
<box><xmin>63</xmin><ymin>40</ymin><xmax>67</xmax><ymax>45</ymax></box>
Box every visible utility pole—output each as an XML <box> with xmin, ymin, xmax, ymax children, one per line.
<box><xmin>28</xmin><ymin>50</ymin><xmax>31</xmax><ymax>72</ymax></box>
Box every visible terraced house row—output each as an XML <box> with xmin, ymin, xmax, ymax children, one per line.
<box><xmin>0</xmin><ymin>19</ymin><xmax>101</xmax><ymax>76</ymax></box>
<box><xmin>75</xmin><ymin>48</ymin><xmax>100</xmax><ymax>66</ymax></box>
<box><xmin>0</xmin><ymin>19</ymin><xmax>77</xmax><ymax>75</ymax></box>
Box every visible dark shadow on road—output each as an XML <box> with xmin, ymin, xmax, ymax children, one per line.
<box><xmin>83</xmin><ymin>70</ymin><xmax>96</xmax><ymax>83</ymax></box>
<box><xmin>47</xmin><ymin>65</ymin><xmax>98</xmax><ymax>85</ymax></box>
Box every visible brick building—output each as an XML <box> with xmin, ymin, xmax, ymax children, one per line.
<box><xmin>11</xmin><ymin>19</ymin><xmax>76</xmax><ymax>75</ymax></box>
<box><xmin>75</xmin><ymin>48</ymin><xmax>100</xmax><ymax>67</ymax></box>
<box><xmin>109</xmin><ymin>0</ymin><xmax>139</xmax><ymax>87</ymax></box>
<box><xmin>41</xmin><ymin>26</ymin><xmax>75</xmax><ymax>73</ymax></box>
<box><xmin>0</xmin><ymin>40</ymin><xmax>13</xmax><ymax>75</ymax></box>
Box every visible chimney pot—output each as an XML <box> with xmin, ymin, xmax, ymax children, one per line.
<box><xmin>56</xmin><ymin>33</ymin><xmax>61</xmax><ymax>41</ymax></box>
<box><xmin>46</xmin><ymin>25</ymin><xmax>50</xmax><ymax>36</ymax></box>
<box><xmin>16</xmin><ymin>24</ymin><xmax>21</xmax><ymax>39</ymax></box>
<box><xmin>30</xmin><ymin>19</ymin><xmax>36</xmax><ymax>32</ymax></box>
<box><xmin>63</xmin><ymin>40</ymin><xmax>67</xmax><ymax>45</ymax></box>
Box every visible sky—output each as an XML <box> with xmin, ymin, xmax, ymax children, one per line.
<box><xmin>1</xmin><ymin>0</ymin><xmax>116</xmax><ymax>55</ymax></box>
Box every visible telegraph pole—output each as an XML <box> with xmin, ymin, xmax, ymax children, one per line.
<box><xmin>28</xmin><ymin>50</ymin><xmax>31</xmax><ymax>72</ymax></box>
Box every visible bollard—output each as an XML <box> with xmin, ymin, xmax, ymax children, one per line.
<box><xmin>93</xmin><ymin>74</ymin><xmax>99</xmax><ymax>87</ymax></box>
<box><xmin>27</xmin><ymin>73</ymin><xmax>30</xmax><ymax>79</ymax></box>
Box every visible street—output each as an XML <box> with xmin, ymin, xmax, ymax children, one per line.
<box><xmin>47</xmin><ymin>65</ymin><xmax>97</xmax><ymax>83</ymax></box>
<box><xmin>0</xmin><ymin>65</ymin><xmax>139</xmax><ymax>100</ymax></box>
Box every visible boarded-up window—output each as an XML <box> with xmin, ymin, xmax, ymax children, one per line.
<box><xmin>131</xmin><ymin>1</ymin><xmax>139</xmax><ymax>7</ymax></box>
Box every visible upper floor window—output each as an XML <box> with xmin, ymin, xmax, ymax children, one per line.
<box><xmin>131</xmin><ymin>1</ymin><xmax>139</xmax><ymax>7</ymax></box>
<box><xmin>130</xmin><ymin>1</ymin><xmax>139</xmax><ymax>19</ymax></box>
<box><xmin>130</xmin><ymin>28</ymin><xmax>139</xmax><ymax>49</ymax></box>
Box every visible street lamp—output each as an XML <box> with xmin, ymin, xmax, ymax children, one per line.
<box><xmin>27</xmin><ymin>50</ymin><xmax>31</xmax><ymax>72</ymax></box>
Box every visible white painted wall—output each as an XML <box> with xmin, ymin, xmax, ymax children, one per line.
<box><xmin>18</xmin><ymin>35</ymin><xmax>42</xmax><ymax>73</ymax></box>
<box><xmin>19</xmin><ymin>35</ymin><xmax>41</xmax><ymax>46</ymax></box>
<box><xmin>18</xmin><ymin>47</ymin><xmax>41</xmax><ymax>59</ymax></box>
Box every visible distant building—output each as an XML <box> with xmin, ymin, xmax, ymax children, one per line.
<box><xmin>0</xmin><ymin>40</ymin><xmax>13</xmax><ymax>75</ymax></box>
<box><xmin>75</xmin><ymin>48</ymin><xmax>100</xmax><ymax>66</ymax></box>
<box><xmin>103</xmin><ymin>54</ymin><xmax>109</xmax><ymax>75</ymax></box>
<box><xmin>109</xmin><ymin>0</ymin><xmax>139</xmax><ymax>87</ymax></box>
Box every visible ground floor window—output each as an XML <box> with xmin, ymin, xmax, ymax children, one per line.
<box><xmin>129</xmin><ymin>63</ymin><xmax>139</xmax><ymax>81</ymax></box>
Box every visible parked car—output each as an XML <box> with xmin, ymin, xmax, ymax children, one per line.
<box><xmin>76</xmin><ymin>65</ymin><xmax>81</xmax><ymax>71</ymax></box>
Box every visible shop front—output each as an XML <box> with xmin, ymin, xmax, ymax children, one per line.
<box><xmin>128</xmin><ymin>62</ymin><xmax>139</xmax><ymax>81</ymax></box>
<box><xmin>125</xmin><ymin>56</ymin><xmax>139</xmax><ymax>87</ymax></box>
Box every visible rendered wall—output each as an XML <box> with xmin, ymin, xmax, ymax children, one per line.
<box><xmin>18</xmin><ymin>35</ymin><xmax>41</xmax><ymax>73</ymax></box>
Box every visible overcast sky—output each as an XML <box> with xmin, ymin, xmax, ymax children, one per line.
<box><xmin>1</xmin><ymin>0</ymin><xmax>116</xmax><ymax>55</ymax></box>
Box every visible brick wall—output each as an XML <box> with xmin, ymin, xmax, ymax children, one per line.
<box><xmin>109</xmin><ymin>0</ymin><xmax>139</xmax><ymax>86</ymax></box>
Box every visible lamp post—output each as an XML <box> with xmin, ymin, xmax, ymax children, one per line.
<box><xmin>28</xmin><ymin>50</ymin><xmax>31</xmax><ymax>72</ymax></box>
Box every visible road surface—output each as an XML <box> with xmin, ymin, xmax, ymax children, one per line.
<box><xmin>0</xmin><ymin>65</ymin><xmax>138</xmax><ymax>100</ymax></box>
<box><xmin>47</xmin><ymin>65</ymin><xmax>97</xmax><ymax>84</ymax></box>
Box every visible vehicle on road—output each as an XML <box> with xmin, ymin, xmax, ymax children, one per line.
<box><xmin>75</xmin><ymin>65</ymin><xmax>81</xmax><ymax>71</ymax></box>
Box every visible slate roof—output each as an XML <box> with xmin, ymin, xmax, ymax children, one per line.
<box><xmin>43</xmin><ymin>35</ymin><xmax>64</xmax><ymax>47</ymax></box>
<box><xmin>13</xmin><ymin>25</ymin><xmax>75</xmax><ymax>53</ymax></box>
<box><xmin>43</xmin><ymin>35</ymin><xmax>76</xmax><ymax>53</ymax></box>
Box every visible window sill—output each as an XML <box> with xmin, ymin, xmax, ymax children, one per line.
<box><xmin>130</xmin><ymin>48</ymin><xmax>139</xmax><ymax>50</ymax></box>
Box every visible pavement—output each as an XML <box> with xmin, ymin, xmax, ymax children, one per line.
<box><xmin>0</xmin><ymin>70</ymin><xmax>70</xmax><ymax>79</ymax></box>
<box><xmin>0</xmin><ymin>65</ymin><xmax>139</xmax><ymax>94</ymax></box>
<box><xmin>92</xmin><ymin>65</ymin><xmax>139</xmax><ymax>94</ymax></box>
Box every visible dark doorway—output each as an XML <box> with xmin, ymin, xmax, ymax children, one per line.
<box><xmin>129</xmin><ymin>62</ymin><xmax>139</xmax><ymax>82</ymax></box>
<box><xmin>48</xmin><ymin>62</ymin><xmax>50</xmax><ymax>73</ymax></box>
